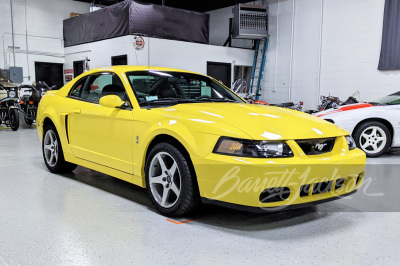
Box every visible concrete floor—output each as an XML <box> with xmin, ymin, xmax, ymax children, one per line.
<box><xmin>1</xmin><ymin>125</ymin><xmax>400</xmax><ymax>265</ymax></box>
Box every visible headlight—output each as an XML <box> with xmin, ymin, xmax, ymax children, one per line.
<box><xmin>9</xmin><ymin>91</ymin><xmax>16</xmax><ymax>98</ymax></box>
<box><xmin>213</xmin><ymin>137</ymin><xmax>293</xmax><ymax>158</ymax></box>
<box><xmin>345</xmin><ymin>135</ymin><xmax>356</xmax><ymax>150</ymax></box>
<box><xmin>41</xmin><ymin>91</ymin><xmax>46</xmax><ymax>97</ymax></box>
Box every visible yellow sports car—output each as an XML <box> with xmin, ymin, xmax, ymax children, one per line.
<box><xmin>37</xmin><ymin>66</ymin><xmax>366</xmax><ymax>216</ymax></box>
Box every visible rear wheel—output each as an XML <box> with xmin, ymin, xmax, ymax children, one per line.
<box><xmin>9</xmin><ymin>108</ymin><xmax>19</xmax><ymax>131</ymax></box>
<box><xmin>145</xmin><ymin>142</ymin><xmax>200</xmax><ymax>216</ymax></box>
<box><xmin>354</xmin><ymin>121</ymin><xmax>391</xmax><ymax>157</ymax></box>
<box><xmin>42</xmin><ymin>124</ymin><xmax>77</xmax><ymax>173</ymax></box>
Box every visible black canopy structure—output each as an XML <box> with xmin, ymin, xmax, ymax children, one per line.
<box><xmin>73</xmin><ymin>0</ymin><xmax>254</xmax><ymax>13</ymax></box>
<box><xmin>64</xmin><ymin>0</ymin><xmax>210</xmax><ymax>47</ymax></box>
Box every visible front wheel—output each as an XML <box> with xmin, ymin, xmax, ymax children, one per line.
<box><xmin>9</xmin><ymin>108</ymin><xmax>19</xmax><ymax>131</ymax></box>
<box><xmin>353</xmin><ymin>121</ymin><xmax>391</xmax><ymax>157</ymax></box>
<box><xmin>145</xmin><ymin>142</ymin><xmax>200</xmax><ymax>216</ymax></box>
<box><xmin>24</xmin><ymin>116</ymin><xmax>33</xmax><ymax>126</ymax></box>
<box><xmin>42</xmin><ymin>124</ymin><xmax>77</xmax><ymax>173</ymax></box>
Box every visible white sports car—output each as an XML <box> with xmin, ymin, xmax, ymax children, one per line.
<box><xmin>316</xmin><ymin>91</ymin><xmax>400</xmax><ymax>157</ymax></box>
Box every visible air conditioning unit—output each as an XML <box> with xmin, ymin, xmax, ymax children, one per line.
<box><xmin>232</xmin><ymin>4</ymin><xmax>268</xmax><ymax>39</ymax></box>
<box><xmin>90</xmin><ymin>6</ymin><xmax>102</xmax><ymax>12</ymax></box>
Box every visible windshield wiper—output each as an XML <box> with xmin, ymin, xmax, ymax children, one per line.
<box><xmin>140</xmin><ymin>98</ymin><xmax>193</xmax><ymax>107</ymax></box>
<box><xmin>196</xmin><ymin>96</ymin><xmax>235</xmax><ymax>102</ymax></box>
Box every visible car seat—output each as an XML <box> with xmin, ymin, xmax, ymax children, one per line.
<box><xmin>102</xmin><ymin>84</ymin><xmax>126</xmax><ymax>100</ymax></box>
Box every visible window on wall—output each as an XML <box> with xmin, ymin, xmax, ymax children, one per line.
<box><xmin>111</xmin><ymin>55</ymin><xmax>128</xmax><ymax>66</ymax></box>
<box><xmin>206</xmin><ymin>62</ymin><xmax>231</xmax><ymax>87</ymax></box>
<box><xmin>378</xmin><ymin>0</ymin><xmax>400</xmax><ymax>70</ymax></box>
<box><xmin>73</xmin><ymin>60</ymin><xmax>84</xmax><ymax>77</ymax></box>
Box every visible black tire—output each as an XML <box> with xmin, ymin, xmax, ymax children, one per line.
<box><xmin>42</xmin><ymin>124</ymin><xmax>77</xmax><ymax>173</ymax></box>
<box><xmin>145</xmin><ymin>142</ymin><xmax>200</xmax><ymax>216</ymax></box>
<box><xmin>9</xmin><ymin>108</ymin><xmax>19</xmax><ymax>131</ymax></box>
<box><xmin>24</xmin><ymin>116</ymin><xmax>33</xmax><ymax>126</ymax></box>
<box><xmin>353</xmin><ymin>121</ymin><xmax>391</xmax><ymax>157</ymax></box>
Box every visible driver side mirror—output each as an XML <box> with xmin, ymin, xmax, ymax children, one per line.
<box><xmin>99</xmin><ymin>95</ymin><xmax>125</xmax><ymax>108</ymax></box>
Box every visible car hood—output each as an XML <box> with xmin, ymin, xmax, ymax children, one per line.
<box><xmin>154</xmin><ymin>103</ymin><xmax>348</xmax><ymax>140</ymax></box>
<box><xmin>315</xmin><ymin>103</ymin><xmax>374</xmax><ymax>118</ymax></box>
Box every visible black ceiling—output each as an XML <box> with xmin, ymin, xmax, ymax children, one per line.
<box><xmin>74</xmin><ymin>0</ymin><xmax>255</xmax><ymax>12</ymax></box>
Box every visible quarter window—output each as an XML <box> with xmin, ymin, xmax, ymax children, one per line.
<box><xmin>69</xmin><ymin>77</ymin><xmax>87</xmax><ymax>97</ymax></box>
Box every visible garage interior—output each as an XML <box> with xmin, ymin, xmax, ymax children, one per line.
<box><xmin>1</xmin><ymin>0</ymin><xmax>400</xmax><ymax>265</ymax></box>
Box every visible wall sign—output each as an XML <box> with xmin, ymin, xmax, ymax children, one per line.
<box><xmin>133</xmin><ymin>36</ymin><xmax>145</xmax><ymax>50</ymax></box>
<box><xmin>64</xmin><ymin>69</ymin><xmax>73</xmax><ymax>74</ymax></box>
<box><xmin>65</xmin><ymin>75</ymin><xmax>72</xmax><ymax>82</ymax></box>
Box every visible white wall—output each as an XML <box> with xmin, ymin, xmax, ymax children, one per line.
<box><xmin>319</xmin><ymin>0</ymin><xmax>392</xmax><ymax>104</ymax></box>
<box><xmin>207</xmin><ymin>0</ymin><xmax>296</xmax><ymax>105</ymax></box>
<box><xmin>208</xmin><ymin>0</ymin><xmax>400</xmax><ymax>109</ymax></box>
<box><xmin>0</xmin><ymin>0</ymin><xmax>90</xmax><ymax>84</ymax></box>
<box><xmin>64</xmin><ymin>36</ymin><xmax>254</xmax><ymax>84</ymax></box>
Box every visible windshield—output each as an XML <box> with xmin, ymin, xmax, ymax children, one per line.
<box><xmin>126</xmin><ymin>71</ymin><xmax>244</xmax><ymax>106</ymax></box>
<box><xmin>373</xmin><ymin>91</ymin><xmax>400</xmax><ymax>105</ymax></box>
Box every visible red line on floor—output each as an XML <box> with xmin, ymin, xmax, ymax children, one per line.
<box><xmin>166</xmin><ymin>218</ymin><xmax>195</xmax><ymax>225</ymax></box>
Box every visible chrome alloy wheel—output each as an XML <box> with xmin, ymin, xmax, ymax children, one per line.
<box><xmin>43</xmin><ymin>130</ymin><xmax>59</xmax><ymax>167</ymax></box>
<box><xmin>148</xmin><ymin>152</ymin><xmax>181</xmax><ymax>208</ymax></box>
<box><xmin>359</xmin><ymin>126</ymin><xmax>387</xmax><ymax>153</ymax></box>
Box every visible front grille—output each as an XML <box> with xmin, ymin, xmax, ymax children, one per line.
<box><xmin>300</xmin><ymin>179</ymin><xmax>339</xmax><ymax>197</ymax></box>
<box><xmin>296</xmin><ymin>138</ymin><xmax>335</xmax><ymax>155</ymax></box>
<box><xmin>300</xmin><ymin>184</ymin><xmax>310</xmax><ymax>197</ymax></box>
<box><xmin>312</xmin><ymin>181</ymin><xmax>333</xmax><ymax>195</ymax></box>
<box><xmin>335</xmin><ymin>178</ymin><xmax>345</xmax><ymax>190</ymax></box>
<box><xmin>259</xmin><ymin>187</ymin><xmax>290</xmax><ymax>203</ymax></box>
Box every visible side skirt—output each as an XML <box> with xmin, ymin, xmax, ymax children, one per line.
<box><xmin>64</xmin><ymin>152</ymin><xmax>145</xmax><ymax>188</ymax></box>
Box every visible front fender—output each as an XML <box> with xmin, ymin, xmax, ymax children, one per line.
<box><xmin>134</xmin><ymin>118</ymin><xmax>220</xmax><ymax>179</ymax></box>
<box><xmin>143</xmin><ymin>119</ymin><xmax>218</xmax><ymax>155</ymax></box>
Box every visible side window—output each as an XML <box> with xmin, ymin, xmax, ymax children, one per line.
<box><xmin>69</xmin><ymin>77</ymin><xmax>87</xmax><ymax>97</ymax></box>
<box><xmin>80</xmin><ymin>73</ymin><xmax>126</xmax><ymax>104</ymax></box>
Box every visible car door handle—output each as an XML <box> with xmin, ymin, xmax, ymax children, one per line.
<box><xmin>73</xmin><ymin>108</ymin><xmax>81</xmax><ymax>114</ymax></box>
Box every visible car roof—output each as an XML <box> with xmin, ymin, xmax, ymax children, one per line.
<box><xmin>88</xmin><ymin>66</ymin><xmax>204</xmax><ymax>76</ymax></box>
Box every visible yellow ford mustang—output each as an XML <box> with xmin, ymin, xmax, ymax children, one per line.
<box><xmin>37</xmin><ymin>66</ymin><xmax>366</xmax><ymax>216</ymax></box>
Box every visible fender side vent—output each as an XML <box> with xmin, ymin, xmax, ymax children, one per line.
<box><xmin>65</xmin><ymin>115</ymin><xmax>69</xmax><ymax>143</ymax></box>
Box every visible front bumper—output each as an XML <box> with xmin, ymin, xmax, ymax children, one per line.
<box><xmin>202</xmin><ymin>190</ymin><xmax>358</xmax><ymax>213</ymax></box>
<box><xmin>193</xmin><ymin>136</ymin><xmax>366</xmax><ymax>209</ymax></box>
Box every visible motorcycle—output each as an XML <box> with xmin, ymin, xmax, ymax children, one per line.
<box><xmin>341</xmin><ymin>90</ymin><xmax>360</xmax><ymax>105</ymax></box>
<box><xmin>18</xmin><ymin>81</ymin><xmax>51</xmax><ymax>126</ymax></box>
<box><xmin>270</xmin><ymin>101</ymin><xmax>304</xmax><ymax>111</ymax></box>
<box><xmin>232</xmin><ymin>79</ymin><xmax>269</xmax><ymax>105</ymax></box>
<box><xmin>232</xmin><ymin>79</ymin><xmax>305</xmax><ymax>109</ymax></box>
<box><xmin>318</xmin><ymin>95</ymin><xmax>341</xmax><ymax>111</ymax></box>
<box><xmin>306</xmin><ymin>90</ymin><xmax>360</xmax><ymax>114</ymax></box>
<box><xmin>0</xmin><ymin>81</ymin><xmax>20</xmax><ymax>131</ymax></box>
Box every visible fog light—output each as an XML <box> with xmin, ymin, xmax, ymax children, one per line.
<box><xmin>356</xmin><ymin>173</ymin><xmax>363</xmax><ymax>185</ymax></box>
